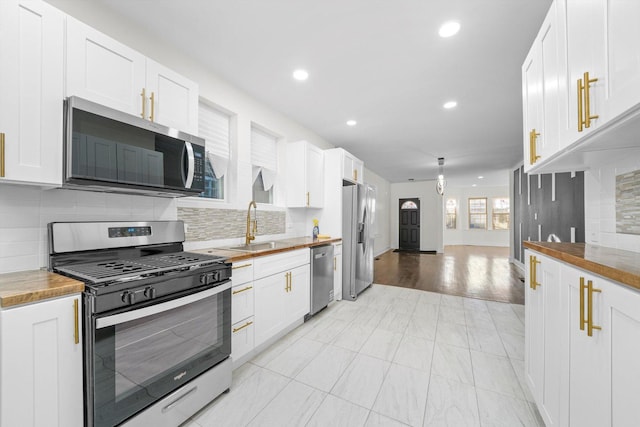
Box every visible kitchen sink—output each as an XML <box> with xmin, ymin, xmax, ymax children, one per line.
<box><xmin>225</xmin><ymin>241</ymin><xmax>285</xmax><ymax>252</ymax></box>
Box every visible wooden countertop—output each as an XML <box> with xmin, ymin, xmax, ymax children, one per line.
<box><xmin>0</xmin><ymin>270</ymin><xmax>85</xmax><ymax>308</ymax></box>
<box><xmin>523</xmin><ymin>242</ymin><xmax>640</xmax><ymax>291</ymax></box>
<box><xmin>192</xmin><ymin>236</ymin><xmax>342</xmax><ymax>263</ymax></box>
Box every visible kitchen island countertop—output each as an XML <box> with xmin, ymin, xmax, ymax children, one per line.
<box><xmin>523</xmin><ymin>241</ymin><xmax>640</xmax><ymax>291</ymax></box>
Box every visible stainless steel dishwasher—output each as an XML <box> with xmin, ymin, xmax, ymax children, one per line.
<box><xmin>310</xmin><ymin>244</ymin><xmax>334</xmax><ymax>315</ymax></box>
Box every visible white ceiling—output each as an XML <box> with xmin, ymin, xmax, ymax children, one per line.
<box><xmin>93</xmin><ymin>0</ymin><xmax>552</xmax><ymax>185</ymax></box>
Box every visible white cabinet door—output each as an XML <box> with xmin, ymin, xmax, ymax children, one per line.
<box><xmin>66</xmin><ymin>17</ymin><xmax>146</xmax><ymax>116</ymax></box>
<box><xmin>603</xmin><ymin>1</ymin><xmax>640</xmax><ymax>120</ymax></box>
<box><xmin>286</xmin><ymin>264</ymin><xmax>310</xmax><ymax>324</ymax></box>
<box><xmin>231</xmin><ymin>282</ymin><xmax>254</xmax><ymax>325</ymax></box>
<box><xmin>286</xmin><ymin>141</ymin><xmax>324</xmax><ymax>208</ymax></box>
<box><xmin>522</xmin><ymin>44</ymin><xmax>543</xmax><ymax>172</ymax></box>
<box><xmin>560</xmin><ymin>0</ymin><xmax>607</xmax><ymax>145</ymax></box>
<box><xmin>341</xmin><ymin>149</ymin><xmax>363</xmax><ymax>184</ymax></box>
<box><xmin>525</xmin><ymin>251</ymin><xmax>562</xmax><ymax>426</ymax></box>
<box><xmin>253</xmin><ymin>271</ymin><xmax>287</xmax><ymax>347</ymax></box>
<box><xmin>145</xmin><ymin>59</ymin><xmax>199</xmax><ymax>134</ymax></box>
<box><xmin>0</xmin><ymin>295</ymin><xmax>83</xmax><ymax>427</ymax></box>
<box><xmin>0</xmin><ymin>0</ymin><xmax>64</xmax><ymax>185</ymax></box>
<box><xmin>333</xmin><ymin>243</ymin><xmax>343</xmax><ymax>301</ymax></box>
<box><xmin>231</xmin><ymin>316</ymin><xmax>254</xmax><ymax>362</ymax></box>
<box><xmin>606</xmin><ymin>279</ymin><xmax>640</xmax><ymax>425</ymax></box>
<box><xmin>306</xmin><ymin>144</ymin><xmax>324</xmax><ymax>207</ymax></box>
<box><xmin>561</xmin><ymin>265</ymin><xmax>610</xmax><ymax>427</ymax></box>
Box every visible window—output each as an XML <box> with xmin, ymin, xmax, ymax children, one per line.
<box><xmin>198</xmin><ymin>101</ymin><xmax>230</xmax><ymax>200</ymax></box>
<box><xmin>492</xmin><ymin>197</ymin><xmax>510</xmax><ymax>230</ymax></box>
<box><xmin>251</xmin><ymin>125</ymin><xmax>277</xmax><ymax>204</ymax></box>
<box><xmin>445</xmin><ymin>198</ymin><xmax>457</xmax><ymax>229</ymax></box>
<box><xmin>468</xmin><ymin>197</ymin><xmax>487</xmax><ymax>229</ymax></box>
<box><xmin>401</xmin><ymin>200</ymin><xmax>418</xmax><ymax>209</ymax></box>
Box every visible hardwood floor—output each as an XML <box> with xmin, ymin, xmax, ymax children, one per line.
<box><xmin>373</xmin><ymin>245</ymin><xmax>525</xmax><ymax>304</ymax></box>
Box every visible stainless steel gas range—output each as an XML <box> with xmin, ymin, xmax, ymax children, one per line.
<box><xmin>48</xmin><ymin>221</ymin><xmax>232</xmax><ymax>427</ymax></box>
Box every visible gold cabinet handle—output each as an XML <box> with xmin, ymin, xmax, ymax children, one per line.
<box><xmin>306</xmin><ymin>192</ymin><xmax>310</xmax><ymax>207</ymax></box>
<box><xmin>579</xmin><ymin>277</ymin><xmax>587</xmax><ymax>331</ymax></box>
<box><xmin>287</xmin><ymin>272</ymin><xmax>292</xmax><ymax>292</ymax></box>
<box><xmin>577</xmin><ymin>77</ymin><xmax>584</xmax><ymax>132</ymax></box>
<box><xmin>0</xmin><ymin>132</ymin><xmax>5</xmax><ymax>178</ymax></box>
<box><xmin>587</xmin><ymin>280</ymin><xmax>602</xmax><ymax>337</ymax></box>
<box><xmin>73</xmin><ymin>299</ymin><xmax>80</xmax><ymax>345</ymax></box>
<box><xmin>353</xmin><ymin>169</ymin><xmax>358</xmax><ymax>181</ymax></box>
<box><xmin>232</xmin><ymin>285</ymin><xmax>253</xmax><ymax>295</ymax></box>
<box><xmin>150</xmin><ymin>91</ymin><xmax>155</xmax><ymax>122</ymax></box>
<box><xmin>232</xmin><ymin>263</ymin><xmax>252</xmax><ymax>270</ymax></box>
<box><xmin>284</xmin><ymin>272</ymin><xmax>289</xmax><ymax>292</ymax></box>
<box><xmin>532</xmin><ymin>257</ymin><xmax>541</xmax><ymax>290</ymax></box>
<box><xmin>530</xmin><ymin>129</ymin><xmax>541</xmax><ymax>164</ymax></box>
<box><xmin>583</xmin><ymin>72</ymin><xmax>599</xmax><ymax>129</ymax></box>
<box><xmin>140</xmin><ymin>88</ymin><xmax>147</xmax><ymax>119</ymax></box>
<box><xmin>233</xmin><ymin>321</ymin><xmax>253</xmax><ymax>333</ymax></box>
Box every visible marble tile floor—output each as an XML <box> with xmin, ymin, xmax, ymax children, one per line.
<box><xmin>184</xmin><ymin>284</ymin><xmax>543</xmax><ymax>427</ymax></box>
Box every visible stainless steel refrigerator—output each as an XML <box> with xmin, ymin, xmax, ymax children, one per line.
<box><xmin>342</xmin><ymin>183</ymin><xmax>375</xmax><ymax>300</ymax></box>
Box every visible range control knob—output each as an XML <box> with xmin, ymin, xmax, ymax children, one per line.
<box><xmin>144</xmin><ymin>286</ymin><xmax>156</xmax><ymax>299</ymax></box>
<box><xmin>121</xmin><ymin>291</ymin><xmax>135</xmax><ymax>305</ymax></box>
<box><xmin>200</xmin><ymin>271</ymin><xmax>219</xmax><ymax>285</ymax></box>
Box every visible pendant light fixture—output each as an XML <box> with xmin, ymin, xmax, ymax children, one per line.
<box><xmin>436</xmin><ymin>157</ymin><xmax>446</xmax><ymax>195</ymax></box>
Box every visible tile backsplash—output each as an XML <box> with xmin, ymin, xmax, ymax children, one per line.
<box><xmin>616</xmin><ymin>169</ymin><xmax>640</xmax><ymax>235</ymax></box>
<box><xmin>178</xmin><ymin>207</ymin><xmax>286</xmax><ymax>241</ymax></box>
<box><xmin>0</xmin><ymin>184</ymin><xmax>177</xmax><ymax>274</ymax></box>
<box><xmin>585</xmin><ymin>154</ymin><xmax>640</xmax><ymax>253</ymax></box>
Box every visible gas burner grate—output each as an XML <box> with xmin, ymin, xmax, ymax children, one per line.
<box><xmin>55</xmin><ymin>252</ymin><xmax>225</xmax><ymax>284</ymax></box>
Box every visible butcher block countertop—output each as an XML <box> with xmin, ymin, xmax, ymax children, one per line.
<box><xmin>523</xmin><ymin>242</ymin><xmax>640</xmax><ymax>291</ymax></box>
<box><xmin>0</xmin><ymin>270</ymin><xmax>84</xmax><ymax>308</ymax></box>
<box><xmin>193</xmin><ymin>236</ymin><xmax>342</xmax><ymax>263</ymax></box>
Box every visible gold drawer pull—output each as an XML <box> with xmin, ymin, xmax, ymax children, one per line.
<box><xmin>232</xmin><ymin>263</ymin><xmax>252</xmax><ymax>270</ymax></box>
<box><xmin>580</xmin><ymin>277</ymin><xmax>587</xmax><ymax>331</ymax></box>
<box><xmin>0</xmin><ymin>132</ymin><xmax>5</xmax><ymax>177</ymax></box>
<box><xmin>587</xmin><ymin>280</ymin><xmax>602</xmax><ymax>337</ymax></box>
<box><xmin>232</xmin><ymin>286</ymin><xmax>253</xmax><ymax>295</ymax></box>
<box><xmin>74</xmin><ymin>299</ymin><xmax>79</xmax><ymax>345</ymax></box>
<box><xmin>233</xmin><ymin>321</ymin><xmax>253</xmax><ymax>333</ymax></box>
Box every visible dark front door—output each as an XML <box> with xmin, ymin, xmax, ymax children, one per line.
<box><xmin>399</xmin><ymin>198</ymin><xmax>420</xmax><ymax>250</ymax></box>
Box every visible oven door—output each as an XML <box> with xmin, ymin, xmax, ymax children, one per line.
<box><xmin>90</xmin><ymin>282</ymin><xmax>231</xmax><ymax>427</ymax></box>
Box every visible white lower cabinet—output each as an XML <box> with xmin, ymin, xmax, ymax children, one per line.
<box><xmin>253</xmin><ymin>249</ymin><xmax>310</xmax><ymax>347</ymax></box>
<box><xmin>524</xmin><ymin>250</ymin><xmax>562</xmax><ymax>426</ymax></box>
<box><xmin>333</xmin><ymin>243</ymin><xmax>343</xmax><ymax>301</ymax></box>
<box><xmin>231</xmin><ymin>316</ymin><xmax>254</xmax><ymax>362</ymax></box>
<box><xmin>231</xmin><ymin>260</ymin><xmax>254</xmax><ymax>363</ymax></box>
<box><xmin>0</xmin><ymin>294</ymin><xmax>83</xmax><ymax>427</ymax></box>
<box><xmin>526</xmin><ymin>248</ymin><xmax>640</xmax><ymax>427</ymax></box>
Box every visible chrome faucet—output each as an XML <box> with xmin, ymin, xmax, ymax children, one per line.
<box><xmin>246</xmin><ymin>201</ymin><xmax>257</xmax><ymax>245</ymax></box>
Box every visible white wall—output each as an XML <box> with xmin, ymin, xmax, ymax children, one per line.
<box><xmin>389</xmin><ymin>181</ymin><xmax>443</xmax><ymax>252</ymax></box>
<box><xmin>585</xmin><ymin>152</ymin><xmax>640</xmax><ymax>253</ymax></box>
<box><xmin>365</xmin><ymin>168</ymin><xmax>391</xmax><ymax>256</ymax></box>
<box><xmin>443</xmin><ymin>186</ymin><xmax>510</xmax><ymax>247</ymax></box>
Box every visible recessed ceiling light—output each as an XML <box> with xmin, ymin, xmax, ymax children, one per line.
<box><xmin>439</xmin><ymin>21</ymin><xmax>461</xmax><ymax>38</ymax></box>
<box><xmin>443</xmin><ymin>101</ymin><xmax>457</xmax><ymax>109</ymax></box>
<box><xmin>292</xmin><ymin>69</ymin><xmax>309</xmax><ymax>81</ymax></box>
<box><xmin>478</xmin><ymin>175</ymin><xmax>484</xmax><ymax>179</ymax></box>
<box><xmin>472</xmin><ymin>184</ymin><xmax>477</xmax><ymax>187</ymax></box>
<box><xmin>346</xmin><ymin>120</ymin><xmax>357</xmax><ymax>126</ymax></box>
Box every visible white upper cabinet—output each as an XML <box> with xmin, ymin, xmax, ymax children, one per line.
<box><xmin>145</xmin><ymin>59</ymin><xmax>199</xmax><ymax>134</ymax></box>
<box><xmin>66</xmin><ymin>18</ymin><xmax>198</xmax><ymax>134</ymax></box>
<box><xmin>286</xmin><ymin>141</ymin><xmax>324</xmax><ymax>208</ymax></box>
<box><xmin>524</xmin><ymin>0</ymin><xmax>640</xmax><ymax>173</ymax></box>
<box><xmin>602</xmin><ymin>1</ymin><xmax>640</xmax><ymax>120</ymax></box>
<box><xmin>342</xmin><ymin>150</ymin><xmax>363</xmax><ymax>184</ymax></box>
<box><xmin>559</xmin><ymin>0</ymin><xmax>607</xmax><ymax>144</ymax></box>
<box><xmin>0</xmin><ymin>0</ymin><xmax>64</xmax><ymax>186</ymax></box>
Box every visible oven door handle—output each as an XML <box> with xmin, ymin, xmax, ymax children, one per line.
<box><xmin>96</xmin><ymin>281</ymin><xmax>230</xmax><ymax>329</ymax></box>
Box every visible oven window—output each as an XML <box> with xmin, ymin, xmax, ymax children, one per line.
<box><xmin>93</xmin><ymin>288</ymin><xmax>230</xmax><ymax>427</ymax></box>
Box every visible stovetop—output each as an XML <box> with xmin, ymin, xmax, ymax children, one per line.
<box><xmin>55</xmin><ymin>251</ymin><xmax>225</xmax><ymax>285</ymax></box>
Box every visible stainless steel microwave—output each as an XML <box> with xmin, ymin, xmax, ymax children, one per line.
<box><xmin>64</xmin><ymin>96</ymin><xmax>205</xmax><ymax>197</ymax></box>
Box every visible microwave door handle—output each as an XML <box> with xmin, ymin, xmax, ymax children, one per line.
<box><xmin>182</xmin><ymin>142</ymin><xmax>195</xmax><ymax>189</ymax></box>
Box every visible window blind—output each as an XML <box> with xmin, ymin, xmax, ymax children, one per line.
<box><xmin>199</xmin><ymin>102</ymin><xmax>230</xmax><ymax>178</ymax></box>
<box><xmin>251</xmin><ymin>126</ymin><xmax>277</xmax><ymax>190</ymax></box>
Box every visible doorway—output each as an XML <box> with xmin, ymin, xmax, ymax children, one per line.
<box><xmin>399</xmin><ymin>198</ymin><xmax>420</xmax><ymax>250</ymax></box>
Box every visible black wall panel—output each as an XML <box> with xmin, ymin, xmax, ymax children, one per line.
<box><xmin>512</xmin><ymin>166</ymin><xmax>585</xmax><ymax>263</ymax></box>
